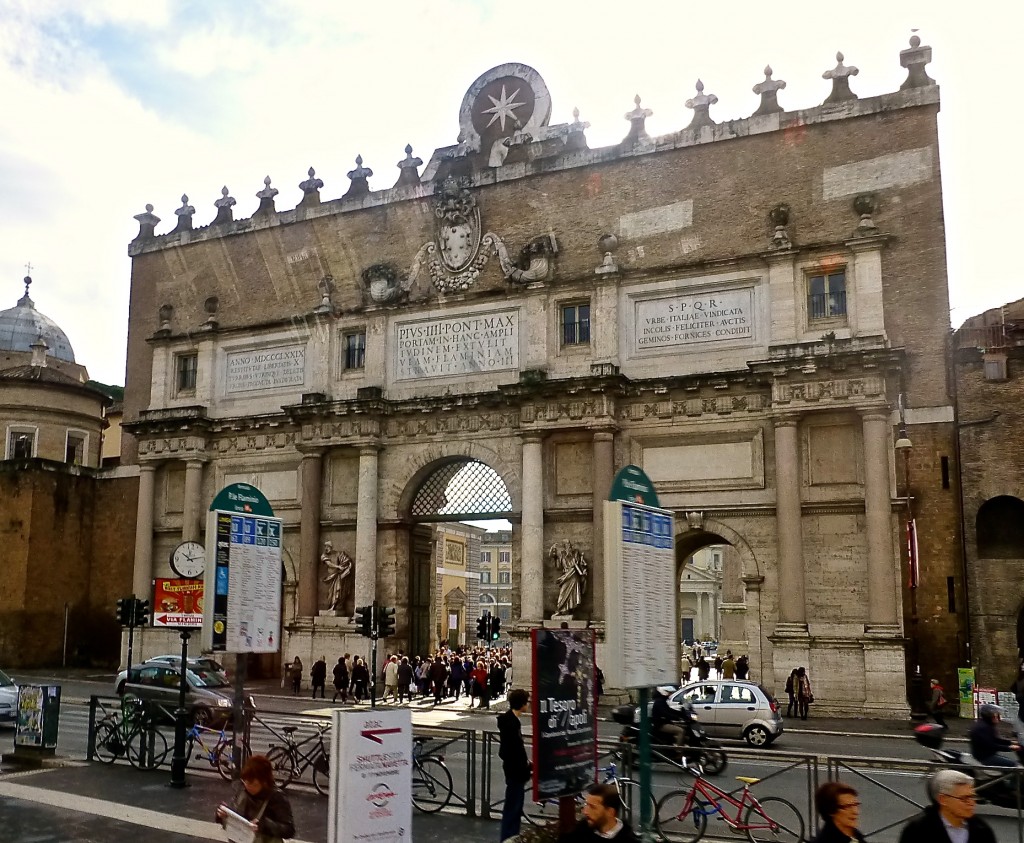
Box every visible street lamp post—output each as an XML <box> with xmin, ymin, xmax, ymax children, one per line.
<box><xmin>169</xmin><ymin>629</ymin><xmax>191</xmax><ymax>788</ymax></box>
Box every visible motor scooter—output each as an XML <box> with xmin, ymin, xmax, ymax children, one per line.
<box><xmin>612</xmin><ymin>699</ymin><xmax>728</xmax><ymax>775</ymax></box>
<box><xmin>913</xmin><ymin>723</ymin><xmax>1023</xmax><ymax>809</ymax></box>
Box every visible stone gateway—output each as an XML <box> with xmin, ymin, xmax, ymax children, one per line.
<box><xmin>121</xmin><ymin>44</ymin><xmax>963</xmax><ymax>714</ymax></box>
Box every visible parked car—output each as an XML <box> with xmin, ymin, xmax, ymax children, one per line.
<box><xmin>0</xmin><ymin>669</ymin><xmax>18</xmax><ymax>727</ymax></box>
<box><xmin>114</xmin><ymin>654</ymin><xmax>226</xmax><ymax>695</ymax></box>
<box><xmin>670</xmin><ymin>679</ymin><xmax>783</xmax><ymax>746</ymax></box>
<box><xmin>119</xmin><ymin>663</ymin><xmax>251</xmax><ymax>726</ymax></box>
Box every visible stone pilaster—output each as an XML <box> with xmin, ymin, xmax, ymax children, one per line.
<box><xmin>298</xmin><ymin>450</ymin><xmax>324</xmax><ymax>618</ymax></box>
<box><xmin>862</xmin><ymin>411</ymin><xmax>899</xmax><ymax>630</ymax></box>
<box><xmin>521</xmin><ymin>435</ymin><xmax>545</xmax><ymax>621</ymax></box>
<box><xmin>591</xmin><ymin>430</ymin><xmax>614</xmax><ymax>620</ymax></box>
<box><xmin>354</xmin><ymin>444</ymin><xmax>380</xmax><ymax>609</ymax></box>
<box><xmin>133</xmin><ymin>463</ymin><xmax>157</xmax><ymax>598</ymax></box>
<box><xmin>773</xmin><ymin>416</ymin><xmax>806</xmax><ymax>629</ymax></box>
<box><xmin>182</xmin><ymin>458</ymin><xmax>206</xmax><ymax>543</ymax></box>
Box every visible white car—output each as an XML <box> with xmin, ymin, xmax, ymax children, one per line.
<box><xmin>0</xmin><ymin>669</ymin><xmax>18</xmax><ymax>727</ymax></box>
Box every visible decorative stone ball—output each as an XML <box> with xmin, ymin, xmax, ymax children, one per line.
<box><xmin>598</xmin><ymin>234</ymin><xmax>618</xmax><ymax>255</ymax></box>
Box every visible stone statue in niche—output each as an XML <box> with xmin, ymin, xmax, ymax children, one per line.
<box><xmin>549</xmin><ymin>539</ymin><xmax>588</xmax><ymax>616</ymax></box>
<box><xmin>321</xmin><ymin>541</ymin><xmax>354</xmax><ymax>616</ymax></box>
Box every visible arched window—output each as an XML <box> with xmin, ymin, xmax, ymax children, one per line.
<box><xmin>976</xmin><ymin>496</ymin><xmax>1024</xmax><ymax>558</ymax></box>
<box><xmin>479</xmin><ymin>593</ymin><xmax>497</xmax><ymax>606</ymax></box>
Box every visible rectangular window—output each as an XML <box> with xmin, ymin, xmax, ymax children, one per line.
<box><xmin>66</xmin><ymin>433</ymin><xmax>86</xmax><ymax>465</ymax></box>
<box><xmin>499</xmin><ymin>551</ymin><xmax>511</xmax><ymax>565</ymax></box>
<box><xmin>176</xmin><ymin>353</ymin><xmax>198</xmax><ymax>393</ymax></box>
<box><xmin>983</xmin><ymin>353</ymin><xmax>1008</xmax><ymax>381</ymax></box>
<box><xmin>561</xmin><ymin>303</ymin><xmax>591</xmax><ymax>346</ymax></box>
<box><xmin>343</xmin><ymin>331</ymin><xmax>366</xmax><ymax>370</ymax></box>
<box><xmin>8</xmin><ymin>430</ymin><xmax>34</xmax><ymax>459</ymax></box>
<box><xmin>947</xmin><ymin>576</ymin><xmax>956</xmax><ymax>613</ymax></box>
<box><xmin>498</xmin><ymin>571</ymin><xmax>511</xmax><ymax>584</ymax></box>
<box><xmin>807</xmin><ymin>269</ymin><xmax>847</xmax><ymax>321</ymax></box>
<box><xmin>480</xmin><ymin>571</ymin><xmax>491</xmax><ymax>584</ymax></box>
<box><xmin>941</xmin><ymin>456</ymin><xmax>950</xmax><ymax>490</ymax></box>
<box><xmin>480</xmin><ymin>551</ymin><xmax>492</xmax><ymax>565</ymax></box>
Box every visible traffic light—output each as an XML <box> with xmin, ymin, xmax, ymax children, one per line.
<box><xmin>116</xmin><ymin>597</ymin><xmax>131</xmax><ymax>626</ymax></box>
<box><xmin>377</xmin><ymin>606</ymin><xmax>396</xmax><ymax>638</ymax></box>
<box><xmin>135</xmin><ymin>599</ymin><xmax>151</xmax><ymax>627</ymax></box>
<box><xmin>356</xmin><ymin>605</ymin><xmax>373</xmax><ymax>637</ymax></box>
<box><xmin>476</xmin><ymin>615</ymin><xmax>489</xmax><ymax>640</ymax></box>
<box><xmin>490</xmin><ymin>616</ymin><xmax>501</xmax><ymax>641</ymax></box>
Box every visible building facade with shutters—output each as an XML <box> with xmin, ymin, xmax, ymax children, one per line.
<box><xmin>121</xmin><ymin>40</ymin><xmax>962</xmax><ymax>712</ymax></box>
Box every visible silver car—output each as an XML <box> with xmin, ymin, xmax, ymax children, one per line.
<box><xmin>121</xmin><ymin>663</ymin><xmax>249</xmax><ymax>727</ymax></box>
<box><xmin>114</xmin><ymin>655</ymin><xmax>226</xmax><ymax>695</ymax></box>
<box><xmin>671</xmin><ymin>679</ymin><xmax>783</xmax><ymax>746</ymax></box>
<box><xmin>0</xmin><ymin>669</ymin><xmax>18</xmax><ymax>727</ymax></box>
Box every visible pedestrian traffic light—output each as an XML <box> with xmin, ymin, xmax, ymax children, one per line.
<box><xmin>377</xmin><ymin>606</ymin><xmax>396</xmax><ymax>638</ymax></box>
<box><xmin>356</xmin><ymin>605</ymin><xmax>373</xmax><ymax>637</ymax></box>
<box><xmin>476</xmin><ymin>615</ymin><xmax>488</xmax><ymax>640</ymax></box>
<box><xmin>135</xmin><ymin>599</ymin><xmax>151</xmax><ymax>627</ymax></box>
<box><xmin>116</xmin><ymin>597</ymin><xmax>131</xmax><ymax>626</ymax></box>
<box><xmin>490</xmin><ymin>616</ymin><xmax>501</xmax><ymax>641</ymax></box>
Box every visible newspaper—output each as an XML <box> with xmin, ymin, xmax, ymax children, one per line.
<box><xmin>219</xmin><ymin>805</ymin><xmax>257</xmax><ymax>843</ymax></box>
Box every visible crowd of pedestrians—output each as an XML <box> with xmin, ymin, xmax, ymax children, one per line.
<box><xmin>284</xmin><ymin>644</ymin><xmax>514</xmax><ymax>707</ymax></box>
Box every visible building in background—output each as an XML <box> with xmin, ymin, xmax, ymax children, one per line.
<box><xmin>952</xmin><ymin>298</ymin><xmax>1024</xmax><ymax>690</ymax></box>
<box><xmin>679</xmin><ymin>545</ymin><xmax>725</xmax><ymax>643</ymax></box>
<box><xmin>433</xmin><ymin>523</ymin><xmax>483</xmax><ymax>649</ymax></box>
<box><xmin>479</xmin><ymin>529</ymin><xmax>513</xmax><ymax>640</ymax></box>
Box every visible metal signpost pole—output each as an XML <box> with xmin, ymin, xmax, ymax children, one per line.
<box><xmin>169</xmin><ymin>629</ymin><xmax>191</xmax><ymax>788</ymax></box>
<box><xmin>370</xmin><ymin>601</ymin><xmax>379</xmax><ymax>710</ymax></box>
<box><xmin>232</xmin><ymin>654</ymin><xmax>247</xmax><ymax>777</ymax></box>
<box><xmin>638</xmin><ymin>687</ymin><xmax>653</xmax><ymax>841</ymax></box>
<box><xmin>126</xmin><ymin>593</ymin><xmax>137</xmax><ymax>670</ymax></box>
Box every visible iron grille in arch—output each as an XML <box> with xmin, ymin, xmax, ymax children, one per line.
<box><xmin>410</xmin><ymin>459</ymin><xmax>512</xmax><ymax>518</ymax></box>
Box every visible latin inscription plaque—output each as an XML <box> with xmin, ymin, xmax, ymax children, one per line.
<box><xmin>226</xmin><ymin>345</ymin><xmax>306</xmax><ymax>393</ymax></box>
<box><xmin>634</xmin><ymin>287</ymin><xmax>754</xmax><ymax>351</ymax></box>
<box><xmin>394</xmin><ymin>310</ymin><xmax>519</xmax><ymax>380</ymax></box>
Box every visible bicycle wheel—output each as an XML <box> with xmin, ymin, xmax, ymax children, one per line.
<box><xmin>744</xmin><ymin>796</ymin><xmax>804</xmax><ymax>843</ymax></box>
<box><xmin>616</xmin><ymin>780</ymin><xmax>658</xmax><ymax>830</ymax></box>
<box><xmin>126</xmin><ymin>727</ymin><xmax>169</xmax><ymax>770</ymax></box>
<box><xmin>312</xmin><ymin>751</ymin><xmax>330</xmax><ymax>797</ymax></box>
<box><xmin>698</xmin><ymin>747</ymin><xmax>727</xmax><ymax>777</ymax></box>
<box><xmin>522</xmin><ymin>793</ymin><xmax>566</xmax><ymax>826</ymax></box>
<box><xmin>411</xmin><ymin>757</ymin><xmax>453</xmax><ymax>813</ymax></box>
<box><xmin>93</xmin><ymin>722</ymin><xmax>125</xmax><ymax>764</ymax></box>
<box><xmin>656</xmin><ymin>789</ymin><xmax>708</xmax><ymax>843</ymax></box>
<box><xmin>214</xmin><ymin>744</ymin><xmax>236</xmax><ymax>781</ymax></box>
<box><xmin>266</xmin><ymin>745</ymin><xmax>296</xmax><ymax>789</ymax></box>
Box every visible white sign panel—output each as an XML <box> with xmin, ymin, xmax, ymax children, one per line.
<box><xmin>393</xmin><ymin>310</ymin><xmax>519</xmax><ymax>380</ymax></box>
<box><xmin>634</xmin><ymin>288</ymin><xmax>754</xmax><ymax>351</ymax></box>
<box><xmin>603</xmin><ymin>501</ymin><xmax>677</xmax><ymax>688</ymax></box>
<box><xmin>329</xmin><ymin>708</ymin><xmax>413</xmax><ymax>843</ymax></box>
<box><xmin>226</xmin><ymin>345</ymin><xmax>306</xmax><ymax>393</ymax></box>
<box><xmin>203</xmin><ymin>511</ymin><xmax>283</xmax><ymax>653</ymax></box>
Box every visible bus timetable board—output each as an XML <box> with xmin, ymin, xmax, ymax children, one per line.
<box><xmin>603</xmin><ymin>499</ymin><xmax>677</xmax><ymax>688</ymax></box>
<box><xmin>203</xmin><ymin>509</ymin><xmax>282</xmax><ymax>654</ymax></box>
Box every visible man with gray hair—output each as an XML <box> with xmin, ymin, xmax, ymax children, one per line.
<box><xmin>899</xmin><ymin>769</ymin><xmax>995</xmax><ymax>843</ymax></box>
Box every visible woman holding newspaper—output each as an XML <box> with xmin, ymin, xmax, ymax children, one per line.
<box><xmin>216</xmin><ymin>754</ymin><xmax>296</xmax><ymax>843</ymax></box>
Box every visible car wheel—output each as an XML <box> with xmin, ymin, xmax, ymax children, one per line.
<box><xmin>744</xmin><ymin>725</ymin><xmax>770</xmax><ymax>747</ymax></box>
<box><xmin>192</xmin><ymin>706</ymin><xmax>213</xmax><ymax>727</ymax></box>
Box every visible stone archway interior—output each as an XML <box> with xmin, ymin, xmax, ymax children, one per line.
<box><xmin>675</xmin><ymin>530</ymin><xmax>745</xmax><ymax>667</ymax></box>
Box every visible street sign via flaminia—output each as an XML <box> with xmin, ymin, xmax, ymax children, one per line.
<box><xmin>608</xmin><ymin>464</ymin><xmax>661</xmax><ymax>507</ymax></box>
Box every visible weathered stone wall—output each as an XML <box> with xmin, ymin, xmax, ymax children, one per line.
<box><xmin>0</xmin><ymin>463</ymin><xmax>137</xmax><ymax>667</ymax></box>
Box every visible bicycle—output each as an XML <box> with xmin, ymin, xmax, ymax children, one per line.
<box><xmin>94</xmin><ymin>695</ymin><xmax>169</xmax><ymax>771</ymax></box>
<box><xmin>266</xmin><ymin>723</ymin><xmax>331</xmax><ymax>796</ymax></box>
<box><xmin>656</xmin><ymin>772</ymin><xmax>805</xmax><ymax>842</ymax></box>
<box><xmin>523</xmin><ymin>761</ymin><xmax>657</xmax><ymax>827</ymax></box>
<box><xmin>411</xmin><ymin>737</ymin><xmax>454</xmax><ymax>813</ymax></box>
<box><xmin>184</xmin><ymin>723</ymin><xmax>245</xmax><ymax>780</ymax></box>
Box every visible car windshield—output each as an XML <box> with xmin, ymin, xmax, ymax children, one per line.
<box><xmin>0</xmin><ymin>669</ymin><xmax>14</xmax><ymax>687</ymax></box>
<box><xmin>189</xmin><ymin>669</ymin><xmax>229</xmax><ymax>688</ymax></box>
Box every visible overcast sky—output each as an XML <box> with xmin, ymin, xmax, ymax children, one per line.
<box><xmin>0</xmin><ymin>1</ymin><xmax>1018</xmax><ymax>385</ymax></box>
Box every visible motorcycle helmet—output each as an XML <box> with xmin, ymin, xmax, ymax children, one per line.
<box><xmin>979</xmin><ymin>703</ymin><xmax>1004</xmax><ymax>722</ymax></box>
<box><xmin>656</xmin><ymin>685</ymin><xmax>676</xmax><ymax>696</ymax></box>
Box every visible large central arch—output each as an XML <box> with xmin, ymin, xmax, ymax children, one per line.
<box><xmin>401</xmin><ymin>456</ymin><xmax>514</xmax><ymax>655</ymax></box>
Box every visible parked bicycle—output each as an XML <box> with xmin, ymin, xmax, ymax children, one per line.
<box><xmin>656</xmin><ymin>772</ymin><xmax>805</xmax><ymax>842</ymax></box>
<box><xmin>523</xmin><ymin>760</ymin><xmax>658</xmax><ymax>826</ymax></box>
<box><xmin>184</xmin><ymin>722</ymin><xmax>247</xmax><ymax>780</ymax></box>
<box><xmin>411</xmin><ymin>737</ymin><xmax>454</xmax><ymax>813</ymax></box>
<box><xmin>266</xmin><ymin>723</ymin><xmax>330</xmax><ymax>796</ymax></box>
<box><xmin>93</xmin><ymin>695</ymin><xmax>169</xmax><ymax>771</ymax></box>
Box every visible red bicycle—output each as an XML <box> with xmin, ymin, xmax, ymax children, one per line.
<box><xmin>656</xmin><ymin>773</ymin><xmax>805</xmax><ymax>842</ymax></box>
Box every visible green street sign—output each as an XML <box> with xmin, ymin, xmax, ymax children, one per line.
<box><xmin>608</xmin><ymin>464</ymin><xmax>660</xmax><ymax>507</ymax></box>
<box><xmin>208</xmin><ymin>482</ymin><xmax>275</xmax><ymax>517</ymax></box>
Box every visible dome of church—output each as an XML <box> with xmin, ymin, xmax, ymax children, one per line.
<box><xmin>0</xmin><ymin>277</ymin><xmax>76</xmax><ymax>363</ymax></box>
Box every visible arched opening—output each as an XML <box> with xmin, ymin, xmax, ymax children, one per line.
<box><xmin>976</xmin><ymin>496</ymin><xmax>1024</xmax><ymax>558</ymax></box>
<box><xmin>676</xmin><ymin>529</ymin><xmax>746</xmax><ymax>679</ymax></box>
<box><xmin>405</xmin><ymin>458</ymin><xmax>513</xmax><ymax>656</ymax></box>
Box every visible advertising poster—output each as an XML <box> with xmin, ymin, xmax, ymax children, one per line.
<box><xmin>15</xmin><ymin>685</ymin><xmax>60</xmax><ymax>748</ymax></box>
<box><xmin>531</xmin><ymin>628</ymin><xmax>597</xmax><ymax>802</ymax></box>
<box><xmin>957</xmin><ymin>667</ymin><xmax>975</xmax><ymax>713</ymax></box>
<box><xmin>328</xmin><ymin>708</ymin><xmax>412</xmax><ymax>843</ymax></box>
<box><xmin>973</xmin><ymin>686</ymin><xmax>997</xmax><ymax>718</ymax></box>
<box><xmin>152</xmin><ymin>578</ymin><xmax>204</xmax><ymax>628</ymax></box>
